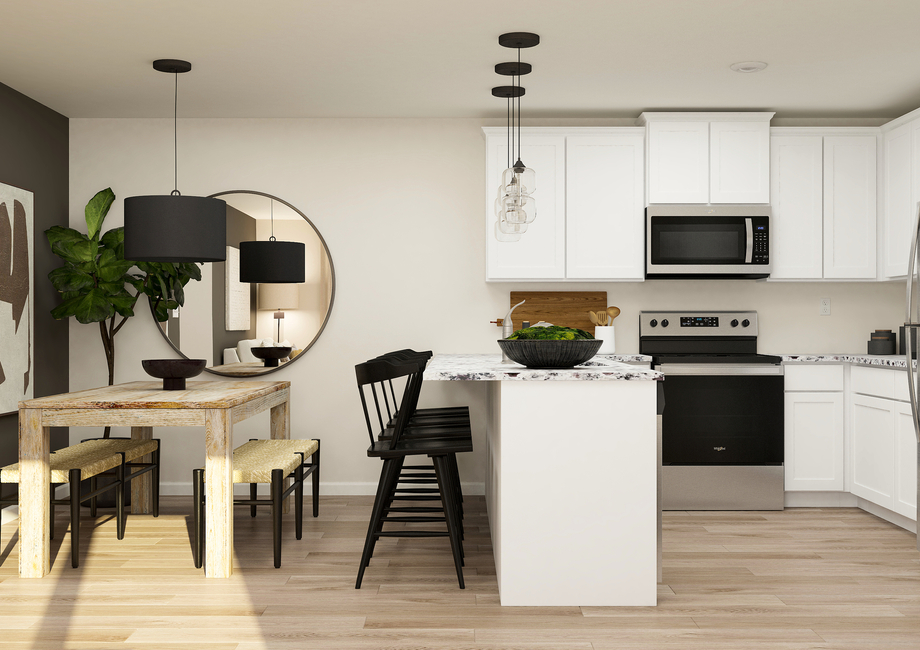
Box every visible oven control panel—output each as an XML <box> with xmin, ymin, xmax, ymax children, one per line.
<box><xmin>639</xmin><ymin>311</ymin><xmax>758</xmax><ymax>337</ymax></box>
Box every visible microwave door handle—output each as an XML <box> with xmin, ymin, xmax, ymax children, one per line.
<box><xmin>744</xmin><ymin>218</ymin><xmax>753</xmax><ymax>263</ymax></box>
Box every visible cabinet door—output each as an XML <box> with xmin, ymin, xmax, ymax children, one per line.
<box><xmin>850</xmin><ymin>394</ymin><xmax>895</xmax><ymax>508</ymax></box>
<box><xmin>784</xmin><ymin>392</ymin><xmax>844</xmax><ymax>491</ymax></box>
<box><xmin>486</xmin><ymin>134</ymin><xmax>566</xmax><ymax>280</ymax></box>
<box><xmin>884</xmin><ymin>123</ymin><xmax>913</xmax><ymax>278</ymax></box>
<box><xmin>823</xmin><ymin>136</ymin><xmax>877</xmax><ymax>279</ymax></box>
<box><xmin>770</xmin><ymin>136</ymin><xmax>824</xmax><ymax>279</ymax></box>
<box><xmin>893</xmin><ymin>401</ymin><xmax>918</xmax><ymax>520</ymax></box>
<box><xmin>566</xmin><ymin>134</ymin><xmax>645</xmax><ymax>280</ymax></box>
<box><xmin>710</xmin><ymin>121</ymin><xmax>770</xmax><ymax>204</ymax></box>
<box><xmin>647</xmin><ymin>121</ymin><xmax>709</xmax><ymax>203</ymax></box>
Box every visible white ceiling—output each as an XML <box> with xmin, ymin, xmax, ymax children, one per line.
<box><xmin>3</xmin><ymin>0</ymin><xmax>920</xmax><ymax>120</ymax></box>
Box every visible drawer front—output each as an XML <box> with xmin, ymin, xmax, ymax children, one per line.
<box><xmin>784</xmin><ymin>364</ymin><xmax>844</xmax><ymax>392</ymax></box>
<box><xmin>851</xmin><ymin>365</ymin><xmax>897</xmax><ymax>400</ymax></box>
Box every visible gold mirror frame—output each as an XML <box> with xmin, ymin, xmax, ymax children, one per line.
<box><xmin>151</xmin><ymin>190</ymin><xmax>336</xmax><ymax>377</ymax></box>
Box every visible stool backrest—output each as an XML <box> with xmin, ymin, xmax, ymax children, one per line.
<box><xmin>355</xmin><ymin>357</ymin><xmax>424</xmax><ymax>448</ymax></box>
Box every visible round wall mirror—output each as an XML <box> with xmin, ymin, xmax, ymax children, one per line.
<box><xmin>152</xmin><ymin>190</ymin><xmax>335</xmax><ymax>376</ymax></box>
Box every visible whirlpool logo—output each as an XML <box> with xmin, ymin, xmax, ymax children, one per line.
<box><xmin>713</xmin><ymin>446</ymin><xmax>727</xmax><ymax>452</ymax></box>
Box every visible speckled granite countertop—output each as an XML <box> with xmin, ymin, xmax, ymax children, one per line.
<box><xmin>782</xmin><ymin>354</ymin><xmax>916</xmax><ymax>369</ymax></box>
<box><xmin>425</xmin><ymin>354</ymin><xmax>662</xmax><ymax>381</ymax></box>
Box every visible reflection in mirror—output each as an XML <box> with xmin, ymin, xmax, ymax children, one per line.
<box><xmin>154</xmin><ymin>191</ymin><xmax>335</xmax><ymax>377</ymax></box>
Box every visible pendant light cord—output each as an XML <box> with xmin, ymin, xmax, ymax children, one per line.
<box><xmin>171</xmin><ymin>72</ymin><xmax>180</xmax><ymax>197</ymax></box>
<box><xmin>269</xmin><ymin>200</ymin><xmax>276</xmax><ymax>241</ymax></box>
<box><xmin>516</xmin><ymin>46</ymin><xmax>521</xmax><ymax>164</ymax></box>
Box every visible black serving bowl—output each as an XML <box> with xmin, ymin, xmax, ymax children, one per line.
<box><xmin>141</xmin><ymin>359</ymin><xmax>207</xmax><ymax>390</ymax></box>
<box><xmin>251</xmin><ymin>346</ymin><xmax>293</xmax><ymax>367</ymax></box>
<box><xmin>497</xmin><ymin>339</ymin><xmax>602</xmax><ymax>369</ymax></box>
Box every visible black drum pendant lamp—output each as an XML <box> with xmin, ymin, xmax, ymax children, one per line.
<box><xmin>239</xmin><ymin>198</ymin><xmax>305</xmax><ymax>283</ymax></box>
<box><xmin>124</xmin><ymin>59</ymin><xmax>226</xmax><ymax>263</ymax></box>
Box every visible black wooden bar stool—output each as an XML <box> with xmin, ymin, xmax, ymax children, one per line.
<box><xmin>355</xmin><ymin>357</ymin><xmax>471</xmax><ymax>588</ymax></box>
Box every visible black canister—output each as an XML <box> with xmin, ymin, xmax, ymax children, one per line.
<box><xmin>868</xmin><ymin>330</ymin><xmax>896</xmax><ymax>355</ymax></box>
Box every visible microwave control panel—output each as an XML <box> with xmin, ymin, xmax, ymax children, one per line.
<box><xmin>752</xmin><ymin>218</ymin><xmax>769</xmax><ymax>264</ymax></box>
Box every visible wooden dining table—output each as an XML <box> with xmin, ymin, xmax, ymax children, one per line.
<box><xmin>18</xmin><ymin>380</ymin><xmax>290</xmax><ymax>578</ymax></box>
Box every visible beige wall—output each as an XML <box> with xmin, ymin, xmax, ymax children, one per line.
<box><xmin>68</xmin><ymin>118</ymin><xmax>904</xmax><ymax>495</ymax></box>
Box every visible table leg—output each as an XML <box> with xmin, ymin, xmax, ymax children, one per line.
<box><xmin>130</xmin><ymin>426</ymin><xmax>153</xmax><ymax>514</ymax></box>
<box><xmin>270</xmin><ymin>396</ymin><xmax>291</xmax><ymax>513</ymax></box>
<box><xmin>205</xmin><ymin>408</ymin><xmax>233</xmax><ymax>578</ymax></box>
<box><xmin>18</xmin><ymin>408</ymin><xmax>50</xmax><ymax>578</ymax></box>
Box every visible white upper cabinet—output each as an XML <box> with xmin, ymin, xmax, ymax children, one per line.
<box><xmin>641</xmin><ymin>112</ymin><xmax>773</xmax><ymax>204</ymax></box>
<box><xmin>770</xmin><ymin>136</ymin><xmax>824</xmax><ymax>279</ymax></box>
<box><xmin>883</xmin><ymin>122</ymin><xmax>912</xmax><ymax>278</ymax></box>
<box><xmin>646</xmin><ymin>121</ymin><xmax>709</xmax><ymax>203</ymax></box>
<box><xmin>710</xmin><ymin>121</ymin><xmax>771</xmax><ymax>203</ymax></box>
<box><xmin>484</xmin><ymin>127</ymin><xmax>645</xmax><ymax>282</ymax></box>
<box><xmin>485</xmin><ymin>132</ymin><xmax>567</xmax><ymax>280</ymax></box>
<box><xmin>566</xmin><ymin>133</ymin><xmax>645</xmax><ymax>280</ymax></box>
<box><xmin>823</xmin><ymin>136</ymin><xmax>877</xmax><ymax>279</ymax></box>
<box><xmin>880</xmin><ymin>108</ymin><xmax>920</xmax><ymax>280</ymax></box>
<box><xmin>769</xmin><ymin>129</ymin><xmax>877</xmax><ymax>281</ymax></box>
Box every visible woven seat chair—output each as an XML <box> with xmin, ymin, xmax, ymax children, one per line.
<box><xmin>79</xmin><ymin>437</ymin><xmax>162</xmax><ymax>517</ymax></box>
<box><xmin>193</xmin><ymin>438</ymin><xmax>320</xmax><ymax>569</ymax></box>
<box><xmin>0</xmin><ymin>437</ymin><xmax>158</xmax><ymax>568</ymax></box>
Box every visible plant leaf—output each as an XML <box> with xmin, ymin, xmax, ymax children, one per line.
<box><xmin>51</xmin><ymin>288</ymin><xmax>114</xmax><ymax>324</ymax></box>
<box><xmin>48</xmin><ymin>267</ymin><xmax>95</xmax><ymax>293</ymax></box>
<box><xmin>84</xmin><ymin>188</ymin><xmax>115</xmax><ymax>240</ymax></box>
<box><xmin>96</xmin><ymin>248</ymin><xmax>134</xmax><ymax>282</ymax></box>
<box><xmin>52</xmin><ymin>238</ymin><xmax>98</xmax><ymax>265</ymax></box>
<box><xmin>100</xmin><ymin>226</ymin><xmax>126</xmax><ymax>260</ymax></box>
<box><xmin>45</xmin><ymin>225</ymin><xmax>87</xmax><ymax>248</ymax></box>
<box><xmin>109</xmin><ymin>290</ymin><xmax>137</xmax><ymax>318</ymax></box>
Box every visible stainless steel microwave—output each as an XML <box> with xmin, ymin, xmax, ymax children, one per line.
<box><xmin>646</xmin><ymin>204</ymin><xmax>771</xmax><ymax>279</ymax></box>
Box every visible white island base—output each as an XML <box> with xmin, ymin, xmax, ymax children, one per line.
<box><xmin>486</xmin><ymin>379</ymin><xmax>658</xmax><ymax>606</ymax></box>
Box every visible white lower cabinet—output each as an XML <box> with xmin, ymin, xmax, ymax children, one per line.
<box><xmin>784</xmin><ymin>392</ymin><xmax>844</xmax><ymax>491</ymax></box>
<box><xmin>850</xmin><ymin>393</ymin><xmax>897</xmax><ymax>508</ymax></box>
<box><xmin>893</xmin><ymin>401</ymin><xmax>918</xmax><ymax>519</ymax></box>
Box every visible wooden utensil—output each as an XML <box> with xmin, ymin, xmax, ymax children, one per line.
<box><xmin>607</xmin><ymin>306</ymin><xmax>620</xmax><ymax>322</ymax></box>
<box><xmin>598</xmin><ymin>312</ymin><xmax>608</xmax><ymax>326</ymax></box>
<box><xmin>588</xmin><ymin>311</ymin><xmax>599</xmax><ymax>325</ymax></box>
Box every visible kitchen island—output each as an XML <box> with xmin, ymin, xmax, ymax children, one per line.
<box><xmin>426</xmin><ymin>354</ymin><xmax>662</xmax><ymax>606</ymax></box>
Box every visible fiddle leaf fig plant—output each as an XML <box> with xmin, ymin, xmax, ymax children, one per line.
<box><xmin>46</xmin><ymin>188</ymin><xmax>202</xmax><ymax>431</ymax></box>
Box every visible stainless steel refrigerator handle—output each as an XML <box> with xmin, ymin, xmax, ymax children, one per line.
<box><xmin>905</xmin><ymin>203</ymin><xmax>920</xmax><ymax>444</ymax></box>
<box><xmin>744</xmin><ymin>218</ymin><xmax>753</xmax><ymax>264</ymax></box>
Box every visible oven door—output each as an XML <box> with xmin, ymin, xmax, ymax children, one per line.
<box><xmin>646</xmin><ymin>214</ymin><xmax>771</xmax><ymax>279</ymax></box>
<box><xmin>658</xmin><ymin>364</ymin><xmax>784</xmax><ymax>465</ymax></box>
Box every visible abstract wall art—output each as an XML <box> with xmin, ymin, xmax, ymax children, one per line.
<box><xmin>0</xmin><ymin>182</ymin><xmax>33</xmax><ymax>415</ymax></box>
<box><xmin>225</xmin><ymin>245</ymin><xmax>250</xmax><ymax>331</ymax></box>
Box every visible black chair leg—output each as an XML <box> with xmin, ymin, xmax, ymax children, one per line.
<box><xmin>356</xmin><ymin>457</ymin><xmax>400</xmax><ymax>589</ymax></box>
<box><xmin>192</xmin><ymin>468</ymin><xmax>204</xmax><ymax>569</ymax></box>
<box><xmin>250</xmin><ymin>483</ymin><xmax>258</xmax><ymax>518</ymax></box>
<box><xmin>311</xmin><ymin>441</ymin><xmax>320</xmax><ymax>518</ymax></box>
<box><xmin>152</xmin><ymin>442</ymin><xmax>161</xmax><ymax>518</ymax></box>
<box><xmin>69</xmin><ymin>469</ymin><xmax>81</xmax><ymax>569</ymax></box>
<box><xmin>295</xmin><ymin>456</ymin><xmax>304</xmax><ymax>541</ymax></box>
<box><xmin>89</xmin><ymin>476</ymin><xmax>97</xmax><ymax>517</ymax></box>
<box><xmin>115</xmin><ymin>454</ymin><xmax>126</xmax><ymax>540</ymax></box>
<box><xmin>271</xmin><ymin>468</ymin><xmax>283</xmax><ymax>569</ymax></box>
<box><xmin>433</xmin><ymin>455</ymin><xmax>464</xmax><ymax>588</ymax></box>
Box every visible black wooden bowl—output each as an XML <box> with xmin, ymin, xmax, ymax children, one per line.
<box><xmin>251</xmin><ymin>346</ymin><xmax>292</xmax><ymax>367</ymax></box>
<box><xmin>141</xmin><ymin>359</ymin><xmax>207</xmax><ymax>390</ymax></box>
<box><xmin>497</xmin><ymin>339</ymin><xmax>602</xmax><ymax>369</ymax></box>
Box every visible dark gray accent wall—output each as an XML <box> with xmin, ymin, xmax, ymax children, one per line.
<box><xmin>212</xmin><ymin>206</ymin><xmax>257</xmax><ymax>363</ymax></box>
<box><xmin>0</xmin><ymin>81</ymin><xmax>69</xmax><ymax>479</ymax></box>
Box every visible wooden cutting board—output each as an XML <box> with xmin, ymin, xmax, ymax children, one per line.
<box><xmin>506</xmin><ymin>291</ymin><xmax>607</xmax><ymax>334</ymax></box>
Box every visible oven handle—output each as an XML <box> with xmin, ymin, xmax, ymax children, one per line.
<box><xmin>745</xmin><ymin>218</ymin><xmax>753</xmax><ymax>264</ymax></box>
<box><xmin>656</xmin><ymin>364</ymin><xmax>784</xmax><ymax>376</ymax></box>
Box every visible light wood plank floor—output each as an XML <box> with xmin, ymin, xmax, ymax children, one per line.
<box><xmin>0</xmin><ymin>496</ymin><xmax>917</xmax><ymax>649</ymax></box>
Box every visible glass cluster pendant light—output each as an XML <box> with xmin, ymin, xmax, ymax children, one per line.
<box><xmin>492</xmin><ymin>32</ymin><xmax>539</xmax><ymax>242</ymax></box>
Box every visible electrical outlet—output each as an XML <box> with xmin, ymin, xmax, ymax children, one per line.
<box><xmin>820</xmin><ymin>298</ymin><xmax>831</xmax><ymax>316</ymax></box>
